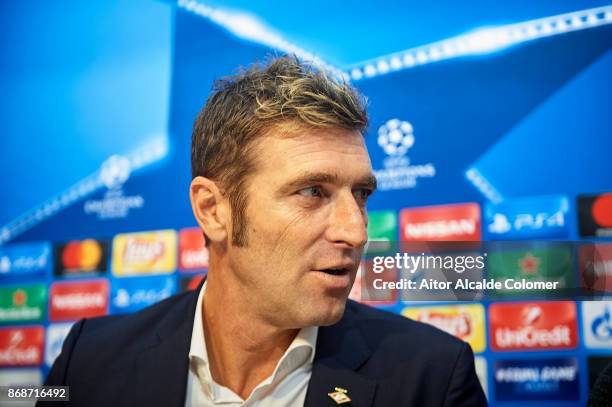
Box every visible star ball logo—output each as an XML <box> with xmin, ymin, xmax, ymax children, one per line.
<box><xmin>100</xmin><ymin>155</ymin><xmax>131</xmax><ymax>190</ymax></box>
<box><xmin>84</xmin><ymin>155</ymin><xmax>144</xmax><ymax>220</ymax></box>
<box><xmin>372</xmin><ymin>119</ymin><xmax>436</xmax><ymax>191</ymax></box>
<box><xmin>377</xmin><ymin>119</ymin><xmax>414</xmax><ymax>156</ymax></box>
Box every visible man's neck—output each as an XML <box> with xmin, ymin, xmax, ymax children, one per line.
<box><xmin>202</xmin><ymin>272</ymin><xmax>298</xmax><ymax>400</ymax></box>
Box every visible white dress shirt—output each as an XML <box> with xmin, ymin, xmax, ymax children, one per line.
<box><xmin>185</xmin><ymin>283</ymin><xmax>318</xmax><ymax>407</ymax></box>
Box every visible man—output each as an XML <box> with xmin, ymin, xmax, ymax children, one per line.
<box><xmin>42</xmin><ymin>56</ymin><xmax>487</xmax><ymax>406</ymax></box>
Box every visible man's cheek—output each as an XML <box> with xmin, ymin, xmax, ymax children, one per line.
<box><xmin>275</xmin><ymin>210</ymin><xmax>314</xmax><ymax>242</ymax></box>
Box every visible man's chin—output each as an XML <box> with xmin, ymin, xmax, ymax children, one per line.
<box><xmin>308</xmin><ymin>298</ymin><xmax>348</xmax><ymax>327</ymax></box>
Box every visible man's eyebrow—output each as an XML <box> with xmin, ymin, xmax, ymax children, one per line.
<box><xmin>358</xmin><ymin>174</ymin><xmax>378</xmax><ymax>192</ymax></box>
<box><xmin>278</xmin><ymin>172</ymin><xmax>377</xmax><ymax>194</ymax></box>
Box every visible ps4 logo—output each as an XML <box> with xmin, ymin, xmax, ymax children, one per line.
<box><xmin>0</xmin><ymin>243</ymin><xmax>50</xmax><ymax>275</ymax></box>
<box><xmin>485</xmin><ymin>195</ymin><xmax>569</xmax><ymax>239</ymax></box>
<box><xmin>112</xmin><ymin>284</ymin><xmax>174</xmax><ymax>312</ymax></box>
<box><xmin>489</xmin><ymin>211</ymin><xmax>565</xmax><ymax>234</ymax></box>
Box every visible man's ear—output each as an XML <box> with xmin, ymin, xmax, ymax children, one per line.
<box><xmin>189</xmin><ymin>176</ymin><xmax>229</xmax><ymax>244</ymax></box>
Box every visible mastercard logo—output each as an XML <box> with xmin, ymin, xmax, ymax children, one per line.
<box><xmin>61</xmin><ymin>239</ymin><xmax>103</xmax><ymax>271</ymax></box>
<box><xmin>592</xmin><ymin>194</ymin><xmax>612</xmax><ymax>228</ymax></box>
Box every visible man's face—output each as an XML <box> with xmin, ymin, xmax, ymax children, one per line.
<box><xmin>226</xmin><ymin>125</ymin><xmax>375</xmax><ymax>328</ymax></box>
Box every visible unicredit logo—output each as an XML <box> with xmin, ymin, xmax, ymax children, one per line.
<box><xmin>179</xmin><ymin>228</ymin><xmax>208</xmax><ymax>271</ymax></box>
<box><xmin>400</xmin><ymin>203</ymin><xmax>481</xmax><ymax>241</ymax></box>
<box><xmin>0</xmin><ymin>327</ymin><xmax>43</xmax><ymax>366</ymax></box>
<box><xmin>181</xmin><ymin>250</ymin><xmax>208</xmax><ymax>270</ymax></box>
<box><xmin>123</xmin><ymin>239</ymin><xmax>165</xmax><ymax>264</ymax></box>
<box><xmin>490</xmin><ymin>302</ymin><xmax>577</xmax><ymax>351</ymax></box>
<box><xmin>495</xmin><ymin>325</ymin><xmax>571</xmax><ymax>349</ymax></box>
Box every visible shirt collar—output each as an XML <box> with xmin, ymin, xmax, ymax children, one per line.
<box><xmin>188</xmin><ymin>280</ymin><xmax>318</xmax><ymax>400</ymax></box>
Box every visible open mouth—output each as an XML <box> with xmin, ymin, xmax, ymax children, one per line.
<box><xmin>317</xmin><ymin>267</ymin><xmax>349</xmax><ymax>276</ymax></box>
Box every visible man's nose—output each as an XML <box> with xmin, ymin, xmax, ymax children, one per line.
<box><xmin>325</xmin><ymin>191</ymin><xmax>368</xmax><ymax>248</ymax></box>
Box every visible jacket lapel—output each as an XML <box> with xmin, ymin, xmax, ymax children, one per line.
<box><xmin>132</xmin><ymin>284</ymin><xmax>201</xmax><ymax>407</ymax></box>
<box><xmin>130</xmin><ymin>286</ymin><xmax>376</xmax><ymax>407</ymax></box>
<box><xmin>304</xmin><ymin>302</ymin><xmax>377</xmax><ymax>407</ymax></box>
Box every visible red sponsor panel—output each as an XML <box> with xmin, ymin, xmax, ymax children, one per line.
<box><xmin>49</xmin><ymin>280</ymin><xmax>109</xmax><ymax>321</ymax></box>
<box><xmin>400</xmin><ymin>203</ymin><xmax>481</xmax><ymax>242</ymax></box>
<box><xmin>351</xmin><ymin>260</ymin><xmax>398</xmax><ymax>304</ymax></box>
<box><xmin>593</xmin><ymin>194</ymin><xmax>612</xmax><ymax>227</ymax></box>
<box><xmin>0</xmin><ymin>326</ymin><xmax>44</xmax><ymax>367</ymax></box>
<box><xmin>489</xmin><ymin>301</ymin><xmax>577</xmax><ymax>351</ymax></box>
<box><xmin>180</xmin><ymin>274</ymin><xmax>206</xmax><ymax>292</ymax></box>
<box><xmin>579</xmin><ymin>243</ymin><xmax>612</xmax><ymax>292</ymax></box>
<box><xmin>179</xmin><ymin>228</ymin><xmax>209</xmax><ymax>271</ymax></box>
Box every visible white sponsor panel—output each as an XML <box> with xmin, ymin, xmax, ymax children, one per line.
<box><xmin>0</xmin><ymin>368</ymin><xmax>42</xmax><ymax>386</ymax></box>
<box><xmin>45</xmin><ymin>323</ymin><xmax>74</xmax><ymax>367</ymax></box>
<box><xmin>0</xmin><ymin>368</ymin><xmax>41</xmax><ymax>407</ymax></box>
<box><xmin>582</xmin><ymin>301</ymin><xmax>612</xmax><ymax>349</ymax></box>
<box><xmin>475</xmin><ymin>356</ymin><xmax>488</xmax><ymax>399</ymax></box>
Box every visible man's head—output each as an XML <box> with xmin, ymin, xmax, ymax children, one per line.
<box><xmin>190</xmin><ymin>55</ymin><xmax>375</xmax><ymax>327</ymax></box>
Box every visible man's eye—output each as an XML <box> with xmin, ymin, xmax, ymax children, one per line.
<box><xmin>298</xmin><ymin>186</ymin><xmax>323</xmax><ymax>198</ymax></box>
<box><xmin>354</xmin><ymin>189</ymin><xmax>373</xmax><ymax>202</ymax></box>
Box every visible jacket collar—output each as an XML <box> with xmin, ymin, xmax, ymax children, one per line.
<box><xmin>132</xmin><ymin>281</ymin><xmax>201</xmax><ymax>407</ymax></box>
<box><xmin>304</xmin><ymin>301</ymin><xmax>377</xmax><ymax>407</ymax></box>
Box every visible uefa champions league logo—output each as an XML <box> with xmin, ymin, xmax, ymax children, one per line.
<box><xmin>373</xmin><ymin>118</ymin><xmax>436</xmax><ymax>191</ymax></box>
<box><xmin>84</xmin><ymin>154</ymin><xmax>143</xmax><ymax>219</ymax></box>
<box><xmin>100</xmin><ymin>155</ymin><xmax>131</xmax><ymax>190</ymax></box>
<box><xmin>377</xmin><ymin>119</ymin><xmax>415</xmax><ymax>157</ymax></box>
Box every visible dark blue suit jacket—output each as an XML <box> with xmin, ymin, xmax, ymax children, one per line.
<box><xmin>41</xmin><ymin>284</ymin><xmax>487</xmax><ymax>406</ymax></box>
